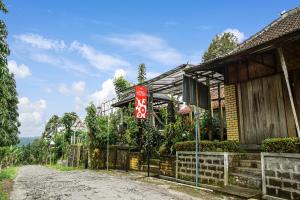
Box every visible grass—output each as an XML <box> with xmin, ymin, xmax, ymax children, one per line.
<box><xmin>0</xmin><ymin>167</ymin><xmax>18</xmax><ymax>200</ymax></box>
<box><xmin>46</xmin><ymin>164</ymin><xmax>83</xmax><ymax>171</ymax></box>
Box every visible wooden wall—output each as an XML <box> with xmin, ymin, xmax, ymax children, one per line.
<box><xmin>237</xmin><ymin>74</ymin><xmax>288</xmax><ymax>144</ymax></box>
<box><xmin>224</xmin><ymin>41</ymin><xmax>300</xmax><ymax>144</ymax></box>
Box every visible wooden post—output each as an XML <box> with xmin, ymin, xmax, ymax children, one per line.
<box><xmin>218</xmin><ymin>84</ymin><xmax>224</xmax><ymax>141</ymax></box>
<box><xmin>195</xmin><ymin>82</ymin><xmax>200</xmax><ymax>144</ymax></box>
<box><xmin>206</xmin><ymin>78</ymin><xmax>212</xmax><ymax>140</ymax></box>
<box><xmin>278</xmin><ymin>47</ymin><xmax>300</xmax><ymax>136</ymax></box>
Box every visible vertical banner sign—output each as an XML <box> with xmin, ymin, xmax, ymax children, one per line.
<box><xmin>135</xmin><ymin>85</ymin><xmax>148</xmax><ymax>119</ymax></box>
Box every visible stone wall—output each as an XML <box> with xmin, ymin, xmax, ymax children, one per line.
<box><xmin>262</xmin><ymin>153</ymin><xmax>300</xmax><ymax>200</ymax></box>
<box><xmin>224</xmin><ymin>84</ymin><xmax>239</xmax><ymax>141</ymax></box>
<box><xmin>176</xmin><ymin>152</ymin><xmax>227</xmax><ymax>186</ymax></box>
<box><xmin>159</xmin><ymin>156</ymin><xmax>176</xmax><ymax>177</ymax></box>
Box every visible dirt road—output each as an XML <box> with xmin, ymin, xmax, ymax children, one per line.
<box><xmin>11</xmin><ymin>165</ymin><xmax>237</xmax><ymax>200</ymax></box>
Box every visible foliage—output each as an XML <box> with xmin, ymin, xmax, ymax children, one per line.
<box><xmin>61</xmin><ymin>112</ymin><xmax>78</xmax><ymax>143</ymax></box>
<box><xmin>113</xmin><ymin>76</ymin><xmax>130</xmax><ymax>100</ymax></box>
<box><xmin>137</xmin><ymin>63</ymin><xmax>146</xmax><ymax>84</ymax></box>
<box><xmin>85</xmin><ymin>104</ymin><xmax>100</xmax><ymax>149</ymax></box>
<box><xmin>160</xmin><ymin>102</ymin><xmax>194</xmax><ymax>155</ymax></box>
<box><xmin>46</xmin><ymin>164</ymin><xmax>83</xmax><ymax>171</ymax></box>
<box><xmin>42</xmin><ymin>115</ymin><xmax>60</xmax><ymax>139</ymax></box>
<box><xmin>0</xmin><ymin>167</ymin><xmax>18</xmax><ymax>200</ymax></box>
<box><xmin>202</xmin><ymin>32</ymin><xmax>239</xmax><ymax>62</ymax></box>
<box><xmin>200</xmin><ymin>111</ymin><xmax>223</xmax><ymax>140</ymax></box>
<box><xmin>0</xmin><ymin>0</ymin><xmax>20</xmax><ymax>146</ymax></box>
<box><xmin>85</xmin><ymin>103</ymin><xmax>118</xmax><ymax>150</ymax></box>
<box><xmin>261</xmin><ymin>137</ymin><xmax>300</xmax><ymax>153</ymax></box>
<box><xmin>174</xmin><ymin>140</ymin><xmax>240</xmax><ymax>152</ymax></box>
<box><xmin>167</xmin><ymin>101</ymin><xmax>176</xmax><ymax>123</ymax></box>
<box><xmin>124</xmin><ymin>114</ymin><xmax>139</xmax><ymax>146</ymax></box>
<box><xmin>0</xmin><ymin>146</ymin><xmax>22</xmax><ymax>168</ymax></box>
<box><xmin>142</xmin><ymin>121</ymin><xmax>162</xmax><ymax>155</ymax></box>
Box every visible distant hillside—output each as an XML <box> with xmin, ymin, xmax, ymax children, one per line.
<box><xmin>19</xmin><ymin>137</ymin><xmax>39</xmax><ymax>146</ymax></box>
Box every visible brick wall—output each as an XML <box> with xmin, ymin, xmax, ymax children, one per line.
<box><xmin>224</xmin><ymin>84</ymin><xmax>239</xmax><ymax>141</ymax></box>
<box><xmin>262</xmin><ymin>153</ymin><xmax>300</xmax><ymax>200</ymax></box>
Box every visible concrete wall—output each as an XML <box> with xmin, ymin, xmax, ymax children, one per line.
<box><xmin>262</xmin><ymin>153</ymin><xmax>300</xmax><ymax>200</ymax></box>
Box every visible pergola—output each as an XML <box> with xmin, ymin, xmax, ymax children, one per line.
<box><xmin>113</xmin><ymin>63</ymin><xmax>225</xmax><ymax>108</ymax></box>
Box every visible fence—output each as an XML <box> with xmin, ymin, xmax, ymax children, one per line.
<box><xmin>176</xmin><ymin>151</ymin><xmax>228</xmax><ymax>186</ymax></box>
<box><xmin>261</xmin><ymin>153</ymin><xmax>300</xmax><ymax>200</ymax></box>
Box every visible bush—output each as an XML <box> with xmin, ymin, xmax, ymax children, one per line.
<box><xmin>261</xmin><ymin>137</ymin><xmax>300</xmax><ymax>153</ymax></box>
<box><xmin>174</xmin><ymin>140</ymin><xmax>240</xmax><ymax>152</ymax></box>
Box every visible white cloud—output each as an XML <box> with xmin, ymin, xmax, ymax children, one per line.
<box><xmin>14</xmin><ymin>33</ymin><xmax>66</xmax><ymax>50</ymax></box>
<box><xmin>46</xmin><ymin>87</ymin><xmax>52</xmax><ymax>94</ymax></box>
<box><xmin>8</xmin><ymin>60</ymin><xmax>31</xmax><ymax>78</ymax></box>
<box><xmin>88</xmin><ymin>78</ymin><xmax>116</xmax><ymax>106</ymax></box>
<box><xmin>18</xmin><ymin>97</ymin><xmax>47</xmax><ymax>137</ymax></box>
<box><xmin>223</xmin><ymin>28</ymin><xmax>246</xmax><ymax>43</ymax></box>
<box><xmin>74</xmin><ymin>96</ymin><xmax>84</xmax><ymax>112</ymax></box>
<box><xmin>105</xmin><ymin>33</ymin><xmax>184</xmax><ymax>65</ymax></box>
<box><xmin>31</xmin><ymin>53</ymin><xmax>91</xmax><ymax>75</ymax></box>
<box><xmin>114</xmin><ymin>68</ymin><xmax>126</xmax><ymax>78</ymax></box>
<box><xmin>58</xmin><ymin>81</ymin><xmax>86</xmax><ymax>96</ymax></box>
<box><xmin>58</xmin><ymin>84</ymin><xmax>69</xmax><ymax>95</ymax></box>
<box><xmin>70</xmin><ymin>41</ymin><xmax>130</xmax><ymax>71</ymax></box>
<box><xmin>71</xmin><ymin>81</ymin><xmax>86</xmax><ymax>94</ymax></box>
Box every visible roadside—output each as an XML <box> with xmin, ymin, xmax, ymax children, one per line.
<box><xmin>0</xmin><ymin>167</ymin><xmax>18</xmax><ymax>200</ymax></box>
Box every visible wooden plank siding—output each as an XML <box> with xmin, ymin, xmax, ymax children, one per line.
<box><xmin>237</xmin><ymin>74</ymin><xmax>288</xmax><ymax>144</ymax></box>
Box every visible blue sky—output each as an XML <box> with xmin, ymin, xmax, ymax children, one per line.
<box><xmin>4</xmin><ymin>0</ymin><xmax>299</xmax><ymax>137</ymax></box>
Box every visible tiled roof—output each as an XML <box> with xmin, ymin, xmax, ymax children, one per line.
<box><xmin>193</xmin><ymin>6</ymin><xmax>300</xmax><ymax>70</ymax></box>
<box><xmin>229</xmin><ymin>6</ymin><xmax>300</xmax><ymax>56</ymax></box>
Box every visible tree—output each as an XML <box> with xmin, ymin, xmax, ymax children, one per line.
<box><xmin>113</xmin><ymin>76</ymin><xmax>130</xmax><ymax>100</ymax></box>
<box><xmin>42</xmin><ymin>115</ymin><xmax>60</xmax><ymax>139</ymax></box>
<box><xmin>0</xmin><ymin>0</ymin><xmax>20</xmax><ymax>146</ymax></box>
<box><xmin>137</xmin><ymin>63</ymin><xmax>146</xmax><ymax>84</ymax></box>
<box><xmin>85</xmin><ymin>104</ymin><xmax>100</xmax><ymax>149</ymax></box>
<box><xmin>61</xmin><ymin>112</ymin><xmax>78</xmax><ymax>143</ymax></box>
<box><xmin>202</xmin><ymin>32</ymin><xmax>239</xmax><ymax>62</ymax></box>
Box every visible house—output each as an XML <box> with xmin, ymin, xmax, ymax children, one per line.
<box><xmin>186</xmin><ymin>7</ymin><xmax>300</xmax><ymax>145</ymax></box>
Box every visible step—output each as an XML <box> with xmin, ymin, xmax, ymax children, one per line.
<box><xmin>158</xmin><ymin>176</ymin><xmax>262</xmax><ymax>199</ymax></box>
<box><xmin>207</xmin><ymin>185</ymin><xmax>261</xmax><ymax>199</ymax></box>
<box><xmin>230</xmin><ymin>172</ymin><xmax>262</xmax><ymax>189</ymax></box>
<box><xmin>233</xmin><ymin>167</ymin><xmax>262</xmax><ymax>177</ymax></box>
<box><xmin>239</xmin><ymin>160</ymin><xmax>261</xmax><ymax>169</ymax></box>
<box><xmin>240</xmin><ymin>153</ymin><xmax>261</xmax><ymax>160</ymax></box>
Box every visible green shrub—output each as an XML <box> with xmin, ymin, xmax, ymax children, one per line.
<box><xmin>174</xmin><ymin>140</ymin><xmax>240</xmax><ymax>152</ymax></box>
<box><xmin>261</xmin><ymin>137</ymin><xmax>300</xmax><ymax>153</ymax></box>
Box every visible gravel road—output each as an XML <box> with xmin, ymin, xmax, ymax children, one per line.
<box><xmin>11</xmin><ymin>165</ymin><xmax>237</xmax><ymax>200</ymax></box>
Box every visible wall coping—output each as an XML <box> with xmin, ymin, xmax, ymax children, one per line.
<box><xmin>261</xmin><ymin>152</ymin><xmax>300</xmax><ymax>158</ymax></box>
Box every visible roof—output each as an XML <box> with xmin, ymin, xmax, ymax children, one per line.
<box><xmin>187</xmin><ymin>6</ymin><xmax>300</xmax><ymax>72</ymax></box>
<box><xmin>112</xmin><ymin>93</ymin><xmax>171</xmax><ymax>108</ymax></box>
<box><xmin>119</xmin><ymin>64</ymin><xmax>191</xmax><ymax>98</ymax></box>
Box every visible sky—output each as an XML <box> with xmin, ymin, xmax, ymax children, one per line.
<box><xmin>3</xmin><ymin>0</ymin><xmax>300</xmax><ymax>137</ymax></box>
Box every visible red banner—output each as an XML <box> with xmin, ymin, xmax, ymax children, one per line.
<box><xmin>135</xmin><ymin>85</ymin><xmax>148</xmax><ymax>119</ymax></box>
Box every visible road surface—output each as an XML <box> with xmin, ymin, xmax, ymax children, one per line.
<box><xmin>11</xmin><ymin>165</ymin><xmax>238</xmax><ymax>200</ymax></box>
